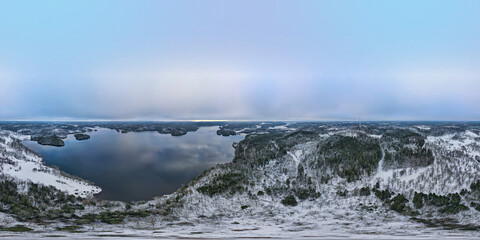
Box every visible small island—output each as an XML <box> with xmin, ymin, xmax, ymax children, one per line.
<box><xmin>216</xmin><ymin>129</ymin><xmax>237</xmax><ymax>136</ymax></box>
<box><xmin>31</xmin><ymin>136</ymin><xmax>65</xmax><ymax>147</ymax></box>
<box><xmin>170</xmin><ymin>129</ymin><xmax>187</xmax><ymax>136</ymax></box>
<box><xmin>74</xmin><ymin>133</ymin><xmax>90</xmax><ymax>141</ymax></box>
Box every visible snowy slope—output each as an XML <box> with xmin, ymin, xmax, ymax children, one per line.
<box><xmin>147</xmin><ymin>126</ymin><xmax>480</xmax><ymax>234</ymax></box>
<box><xmin>0</xmin><ymin>130</ymin><xmax>101</xmax><ymax>198</ymax></box>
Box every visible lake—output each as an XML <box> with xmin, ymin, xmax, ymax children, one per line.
<box><xmin>23</xmin><ymin>126</ymin><xmax>244</xmax><ymax>202</ymax></box>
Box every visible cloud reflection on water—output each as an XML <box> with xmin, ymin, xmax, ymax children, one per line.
<box><xmin>23</xmin><ymin>126</ymin><xmax>244</xmax><ymax>202</ymax></box>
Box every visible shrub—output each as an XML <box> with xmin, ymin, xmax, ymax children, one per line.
<box><xmin>74</xmin><ymin>209</ymin><xmax>149</xmax><ymax>225</ymax></box>
<box><xmin>56</xmin><ymin>225</ymin><xmax>83</xmax><ymax>232</ymax></box>
<box><xmin>359</xmin><ymin>187</ymin><xmax>371</xmax><ymax>196</ymax></box>
<box><xmin>320</xmin><ymin>175</ymin><xmax>329</xmax><ymax>184</ymax></box>
<box><xmin>197</xmin><ymin>172</ymin><xmax>246</xmax><ymax>196</ymax></box>
<box><xmin>390</xmin><ymin>194</ymin><xmax>409</xmax><ymax>213</ymax></box>
<box><xmin>439</xmin><ymin>204</ymin><xmax>469</xmax><ymax>214</ymax></box>
<box><xmin>412</xmin><ymin>192</ymin><xmax>468</xmax><ymax>214</ymax></box>
<box><xmin>375</xmin><ymin>189</ymin><xmax>393</xmax><ymax>202</ymax></box>
<box><xmin>470</xmin><ymin>180</ymin><xmax>480</xmax><ymax>192</ymax></box>
<box><xmin>1</xmin><ymin>225</ymin><xmax>33</xmax><ymax>232</ymax></box>
<box><xmin>413</xmin><ymin>192</ymin><xmax>423</xmax><ymax>209</ymax></box>
<box><xmin>470</xmin><ymin>202</ymin><xmax>480</xmax><ymax>212</ymax></box>
<box><xmin>99</xmin><ymin>211</ymin><xmax>126</xmax><ymax>224</ymax></box>
<box><xmin>295</xmin><ymin>187</ymin><xmax>319</xmax><ymax>200</ymax></box>
<box><xmin>281</xmin><ymin>195</ymin><xmax>298</xmax><ymax>206</ymax></box>
<box><xmin>337</xmin><ymin>189</ymin><xmax>348</xmax><ymax>197</ymax></box>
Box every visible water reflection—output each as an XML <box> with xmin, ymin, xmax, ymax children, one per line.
<box><xmin>23</xmin><ymin>126</ymin><xmax>244</xmax><ymax>202</ymax></box>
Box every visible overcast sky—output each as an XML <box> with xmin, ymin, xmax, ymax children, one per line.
<box><xmin>0</xmin><ymin>0</ymin><xmax>479</xmax><ymax>121</ymax></box>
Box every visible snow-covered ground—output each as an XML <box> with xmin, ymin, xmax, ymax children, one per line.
<box><xmin>1</xmin><ymin>126</ymin><xmax>480</xmax><ymax>239</ymax></box>
<box><xmin>1</xmin><ymin>214</ymin><xmax>480</xmax><ymax>239</ymax></box>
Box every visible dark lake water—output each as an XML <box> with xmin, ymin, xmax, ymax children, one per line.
<box><xmin>23</xmin><ymin>126</ymin><xmax>244</xmax><ymax>202</ymax></box>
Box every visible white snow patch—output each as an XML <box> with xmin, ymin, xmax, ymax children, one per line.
<box><xmin>415</xmin><ymin>125</ymin><xmax>431</xmax><ymax>131</ymax></box>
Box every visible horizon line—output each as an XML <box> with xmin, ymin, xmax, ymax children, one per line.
<box><xmin>0</xmin><ymin>118</ymin><xmax>479</xmax><ymax>123</ymax></box>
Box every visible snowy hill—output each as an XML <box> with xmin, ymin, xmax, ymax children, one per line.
<box><xmin>154</xmin><ymin>123</ymin><xmax>480</xmax><ymax>234</ymax></box>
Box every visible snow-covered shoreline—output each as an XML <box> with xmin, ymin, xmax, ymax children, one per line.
<box><xmin>0</xmin><ymin>130</ymin><xmax>101</xmax><ymax>198</ymax></box>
